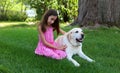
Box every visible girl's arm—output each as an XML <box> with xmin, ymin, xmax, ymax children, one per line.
<box><xmin>59</xmin><ymin>28</ymin><xmax>66</xmax><ymax>35</ymax></box>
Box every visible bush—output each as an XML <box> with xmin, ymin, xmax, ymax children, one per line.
<box><xmin>0</xmin><ymin>10</ymin><xmax>27</xmax><ymax>21</ymax></box>
<box><xmin>7</xmin><ymin>11</ymin><xmax>27</xmax><ymax>21</ymax></box>
<box><xmin>25</xmin><ymin>17</ymin><xmax>36</xmax><ymax>22</ymax></box>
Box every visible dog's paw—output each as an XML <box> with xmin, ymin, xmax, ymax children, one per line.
<box><xmin>74</xmin><ymin>62</ymin><xmax>80</xmax><ymax>67</ymax></box>
<box><xmin>92</xmin><ymin>60</ymin><xmax>95</xmax><ymax>62</ymax></box>
<box><xmin>88</xmin><ymin>59</ymin><xmax>95</xmax><ymax>63</ymax></box>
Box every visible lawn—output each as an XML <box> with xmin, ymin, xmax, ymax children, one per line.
<box><xmin>0</xmin><ymin>22</ymin><xmax>120</xmax><ymax>73</ymax></box>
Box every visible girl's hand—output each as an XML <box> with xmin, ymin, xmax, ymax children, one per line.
<box><xmin>58</xmin><ymin>45</ymin><xmax>67</xmax><ymax>50</ymax></box>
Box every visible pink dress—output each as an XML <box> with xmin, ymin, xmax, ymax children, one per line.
<box><xmin>35</xmin><ymin>26</ymin><xmax>66</xmax><ymax>59</ymax></box>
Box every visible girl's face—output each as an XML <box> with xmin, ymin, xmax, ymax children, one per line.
<box><xmin>47</xmin><ymin>15</ymin><xmax>57</xmax><ymax>26</ymax></box>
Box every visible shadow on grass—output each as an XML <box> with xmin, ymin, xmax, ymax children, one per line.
<box><xmin>0</xmin><ymin>65</ymin><xmax>11</xmax><ymax>73</ymax></box>
<box><xmin>0</xmin><ymin>23</ymin><xmax>36</xmax><ymax>28</ymax></box>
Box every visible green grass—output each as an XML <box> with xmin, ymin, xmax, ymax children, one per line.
<box><xmin>0</xmin><ymin>23</ymin><xmax>120</xmax><ymax>73</ymax></box>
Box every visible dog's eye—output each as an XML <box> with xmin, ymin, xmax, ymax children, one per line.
<box><xmin>75</xmin><ymin>31</ymin><xmax>79</xmax><ymax>33</ymax></box>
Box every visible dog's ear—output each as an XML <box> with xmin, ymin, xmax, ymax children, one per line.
<box><xmin>67</xmin><ymin>32</ymin><xmax>72</xmax><ymax>40</ymax></box>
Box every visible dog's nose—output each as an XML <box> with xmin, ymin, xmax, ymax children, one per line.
<box><xmin>81</xmin><ymin>34</ymin><xmax>84</xmax><ymax>38</ymax></box>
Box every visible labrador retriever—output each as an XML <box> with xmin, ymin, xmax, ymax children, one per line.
<box><xmin>55</xmin><ymin>28</ymin><xmax>95</xmax><ymax>67</ymax></box>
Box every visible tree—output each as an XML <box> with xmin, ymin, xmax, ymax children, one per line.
<box><xmin>71</xmin><ymin>0</ymin><xmax>120</xmax><ymax>27</ymax></box>
<box><xmin>98</xmin><ymin>0</ymin><xmax>120</xmax><ymax>27</ymax></box>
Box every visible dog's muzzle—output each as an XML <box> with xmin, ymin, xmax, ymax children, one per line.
<box><xmin>76</xmin><ymin>34</ymin><xmax>84</xmax><ymax>42</ymax></box>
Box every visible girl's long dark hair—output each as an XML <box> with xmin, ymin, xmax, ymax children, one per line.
<box><xmin>39</xmin><ymin>9</ymin><xmax>60</xmax><ymax>35</ymax></box>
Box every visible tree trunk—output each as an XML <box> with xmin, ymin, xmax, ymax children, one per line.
<box><xmin>98</xmin><ymin>0</ymin><xmax>120</xmax><ymax>27</ymax></box>
<box><xmin>70</xmin><ymin>0</ymin><xmax>98</xmax><ymax>26</ymax></box>
<box><xmin>71</xmin><ymin>0</ymin><xmax>120</xmax><ymax>27</ymax></box>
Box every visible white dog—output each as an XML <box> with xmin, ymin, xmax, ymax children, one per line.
<box><xmin>55</xmin><ymin>28</ymin><xmax>95</xmax><ymax>67</ymax></box>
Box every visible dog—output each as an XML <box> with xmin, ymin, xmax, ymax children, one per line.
<box><xmin>55</xmin><ymin>28</ymin><xmax>95</xmax><ymax>67</ymax></box>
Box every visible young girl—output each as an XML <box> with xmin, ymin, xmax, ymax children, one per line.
<box><xmin>35</xmin><ymin>9</ymin><xmax>67</xmax><ymax>60</ymax></box>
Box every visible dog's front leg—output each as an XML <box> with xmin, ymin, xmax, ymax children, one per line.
<box><xmin>78</xmin><ymin>51</ymin><xmax>95</xmax><ymax>62</ymax></box>
<box><xmin>67</xmin><ymin>54</ymin><xmax>80</xmax><ymax>67</ymax></box>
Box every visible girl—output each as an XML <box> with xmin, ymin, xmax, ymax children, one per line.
<box><xmin>35</xmin><ymin>9</ymin><xmax>67</xmax><ymax>60</ymax></box>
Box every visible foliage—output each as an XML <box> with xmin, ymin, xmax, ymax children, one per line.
<box><xmin>57</xmin><ymin>0</ymin><xmax>78</xmax><ymax>22</ymax></box>
<box><xmin>0</xmin><ymin>0</ymin><xmax>16</xmax><ymax>20</ymax></box>
<box><xmin>27</xmin><ymin>0</ymin><xmax>58</xmax><ymax>20</ymax></box>
<box><xmin>0</xmin><ymin>0</ymin><xmax>27</xmax><ymax>21</ymax></box>
<box><xmin>28</xmin><ymin>0</ymin><xmax>78</xmax><ymax>22</ymax></box>
<box><xmin>8</xmin><ymin>10</ymin><xmax>27</xmax><ymax>21</ymax></box>
<box><xmin>0</xmin><ymin>0</ymin><xmax>78</xmax><ymax>22</ymax></box>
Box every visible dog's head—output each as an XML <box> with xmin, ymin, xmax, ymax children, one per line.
<box><xmin>67</xmin><ymin>28</ymin><xmax>84</xmax><ymax>46</ymax></box>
